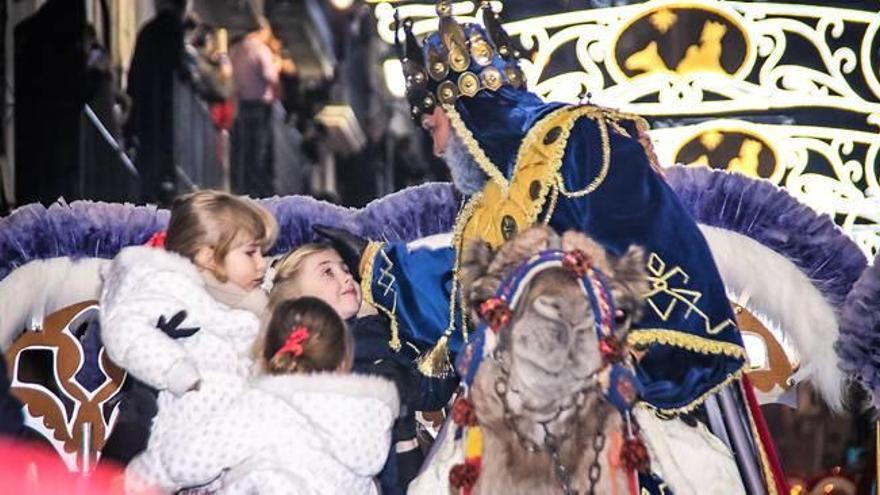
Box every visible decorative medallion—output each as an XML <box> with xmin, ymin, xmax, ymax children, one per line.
<box><xmin>470</xmin><ymin>36</ymin><xmax>494</xmax><ymax>66</ymax></box>
<box><xmin>504</xmin><ymin>65</ymin><xmax>524</xmax><ymax>88</ymax></box>
<box><xmin>422</xmin><ymin>93</ymin><xmax>436</xmax><ymax>109</ymax></box>
<box><xmin>449</xmin><ymin>45</ymin><xmax>471</xmax><ymax>72</ymax></box>
<box><xmin>438</xmin><ymin>80</ymin><xmax>459</xmax><ymax>104</ymax></box>
<box><xmin>501</xmin><ymin>215</ymin><xmax>518</xmax><ymax>240</ymax></box>
<box><xmin>427</xmin><ymin>45</ymin><xmax>450</xmax><ymax>81</ymax></box>
<box><xmin>458</xmin><ymin>71</ymin><xmax>480</xmax><ymax>97</ymax></box>
<box><xmin>543</xmin><ymin>126</ymin><xmax>563</xmax><ymax>145</ymax></box>
<box><xmin>480</xmin><ymin>66</ymin><xmax>503</xmax><ymax>91</ymax></box>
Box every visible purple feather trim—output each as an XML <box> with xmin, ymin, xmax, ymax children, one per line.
<box><xmin>0</xmin><ymin>183</ymin><xmax>459</xmax><ymax>283</ymax></box>
<box><xmin>0</xmin><ymin>201</ymin><xmax>168</xmax><ymax>281</ymax></box>
<box><xmin>836</xmin><ymin>254</ymin><xmax>880</xmax><ymax>407</ymax></box>
<box><xmin>665</xmin><ymin>166</ymin><xmax>866</xmax><ymax>309</ymax></box>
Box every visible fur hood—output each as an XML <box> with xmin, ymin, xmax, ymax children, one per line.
<box><xmin>254</xmin><ymin>373</ymin><xmax>399</xmax><ymax>475</ymax></box>
<box><xmin>102</xmin><ymin>245</ymin><xmax>203</xmax><ymax>290</ymax></box>
<box><xmin>255</xmin><ymin>373</ymin><xmax>399</xmax><ymax>415</ymax></box>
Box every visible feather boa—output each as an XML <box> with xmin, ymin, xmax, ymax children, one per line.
<box><xmin>665</xmin><ymin>166</ymin><xmax>865</xmax><ymax>309</ymax></box>
<box><xmin>836</xmin><ymin>253</ymin><xmax>880</xmax><ymax>408</ymax></box>
<box><xmin>0</xmin><ymin>183</ymin><xmax>460</xmax><ymax>283</ymax></box>
<box><xmin>666</xmin><ymin>167</ymin><xmax>866</xmax><ymax>410</ymax></box>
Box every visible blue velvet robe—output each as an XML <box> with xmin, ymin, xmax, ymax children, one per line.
<box><xmin>362</xmin><ymin>90</ymin><xmax>745</xmax><ymax>414</ymax></box>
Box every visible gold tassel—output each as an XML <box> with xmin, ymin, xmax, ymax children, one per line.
<box><xmin>416</xmin><ymin>334</ymin><xmax>454</xmax><ymax>378</ymax></box>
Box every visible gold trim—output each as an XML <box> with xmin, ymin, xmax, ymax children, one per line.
<box><xmin>626</xmin><ymin>328</ymin><xmax>747</xmax><ymax>359</ymax></box>
<box><xmin>416</xmin><ymin>334</ymin><xmax>453</xmax><ymax>377</ymax></box>
<box><xmin>634</xmin><ymin>117</ymin><xmax>664</xmax><ymax>175</ymax></box>
<box><xmin>443</xmin><ymin>104</ymin><xmax>510</xmax><ymax>190</ymax></box>
<box><xmin>555</xmin><ymin>113</ymin><xmax>611</xmax><ymax>197</ymax></box>
<box><xmin>743</xmin><ymin>382</ymin><xmax>779</xmax><ymax>495</ymax></box>
<box><xmin>541</xmin><ymin>185</ymin><xmax>559</xmax><ymax>224</ymax></box>
<box><xmin>415</xmin><ymin>193</ymin><xmax>484</xmax><ymax>377</ymax></box>
<box><xmin>457</xmin><ymin>104</ymin><xmax>630</xmax><ymax>250</ymax></box>
<box><xmin>637</xmin><ymin>369</ymin><xmax>743</xmax><ymax>415</ymax></box>
<box><xmin>359</xmin><ymin>241</ymin><xmax>383</xmax><ymax>278</ymax></box>
<box><xmin>628</xmin><ymin>327</ymin><xmax>748</xmax><ymax>415</ymax></box>
<box><xmin>359</xmin><ymin>241</ymin><xmax>401</xmax><ymax>351</ymax></box>
<box><xmin>435</xmin><ymin>105</ymin><xmax>649</xmax><ymax>369</ymax></box>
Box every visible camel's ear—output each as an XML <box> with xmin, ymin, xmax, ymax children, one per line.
<box><xmin>561</xmin><ymin>230</ymin><xmax>611</xmax><ymax>273</ymax></box>
<box><xmin>487</xmin><ymin>225</ymin><xmax>557</xmax><ymax>275</ymax></box>
<box><xmin>609</xmin><ymin>245</ymin><xmax>649</xmax><ymax>328</ymax></box>
<box><xmin>460</xmin><ymin>226</ymin><xmax>558</xmax><ymax>319</ymax></box>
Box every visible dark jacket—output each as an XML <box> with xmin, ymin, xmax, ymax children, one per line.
<box><xmin>349</xmin><ymin>315</ymin><xmax>459</xmax><ymax>495</ymax></box>
<box><xmin>0</xmin><ymin>358</ymin><xmax>24</xmax><ymax>437</ymax></box>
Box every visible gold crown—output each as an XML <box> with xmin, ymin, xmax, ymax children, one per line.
<box><xmin>396</xmin><ymin>1</ymin><xmax>527</xmax><ymax>121</ymax></box>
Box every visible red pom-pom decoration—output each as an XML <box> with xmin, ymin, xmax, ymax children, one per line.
<box><xmin>479</xmin><ymin>297</ymin><xmax>512</xmax><ymax>332</ymax></box>
<box><xmin>562</xmin><ymin>249</ymin><xmax>592</xmax><ymax>277</ymax></box>
<box><xmin>144</xmin><ymin>231</ymin><xmax>167</xmax><ymax>248</ymax></box>
<box><xmin>620</xmin><ymin>436</ymin><xmax>651</xmax><ymax>473</ymax></box>
<box><xmin>451</xmin><ymin>396</ymin><xmax>478</xmax><ymax>427</ymax></box>
<box><xmin>598</xmin><ymin>335</ymin><xmax>625</xmax><ymax>363</ymax></box>
<box><xmin>449</xmin><ymin>462</ymin><xmax>480</xmax><ymax>490</ymax></box>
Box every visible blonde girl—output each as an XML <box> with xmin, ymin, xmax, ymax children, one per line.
<box><xmin>267</xmin><ymin>243</ymin><xmax>459</xmax><ymax>494</ymax></box>
<box><xmin>99</xmin><ymin>190</ymin><xmax>276</xmax><ymax>491</ymax></box>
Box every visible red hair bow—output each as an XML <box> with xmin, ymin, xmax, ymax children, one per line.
<box><xmin>274</xmin><ymin>326</ymin><xmax>310</xmax><ymax>359</ymax></box>
<box><xmin>145</xmin><ymin>231</ymin><xmax>167</xmax><ymax>248</ymax></box>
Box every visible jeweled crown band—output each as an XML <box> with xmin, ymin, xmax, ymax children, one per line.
<box><xmin>395</xmin><ymin>1</ymin><xmax>527</xmax><ymax>121</ymax></box>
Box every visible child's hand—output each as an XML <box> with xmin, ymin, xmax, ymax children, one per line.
<box><xmin>166</xmin><ymin>359</ymin><xmax>201</xmax><ymax>397</ymax></box>
<box><xmin>157</xmin><ymin>310</ymin><xmax>200</xmax><ymax>339</ymax></box>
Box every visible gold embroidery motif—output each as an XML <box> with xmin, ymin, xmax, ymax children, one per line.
<box><xmin>637</xmin><ymin>369</ymin><xmax>744</xmax><ymax>415</ymax></box>
<box><xmin>456</xmin><ymin>105</ymin><xmax>622</xmax><ymax>250</ymax></box>
<box><xmin>360</xmin><ymin>241</ymin><xmax>401</xmax><ymax>351</ymax></box>
<box><xmin>644</xmin><ymin>252</ymin><xmax>736</xmax><ymax>335</ymax></box>
<box><xmin>626</xmin><ymin>329</ymin><xmax>746</xmax><ymax>359</ymax></box>
<box><xmin>444</xmin><ymin>104</ymin><xmax>509</xmax><ymax>191</ymax></box>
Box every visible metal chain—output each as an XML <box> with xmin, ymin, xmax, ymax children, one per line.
<box><xmin>586</xmin><ymin>417</ymin><xmax>607</xmax><ymax>495</ymax></box>
<box><xmin>493</xmin><ymin>348</ymin><xmax>607</xmax><ymax>495</ymax></box>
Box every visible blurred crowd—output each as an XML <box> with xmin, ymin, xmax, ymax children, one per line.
<box><xmin>122</xmin><ymin>0</ymin><xmax>299</xmax><ymax>205</ymax></box>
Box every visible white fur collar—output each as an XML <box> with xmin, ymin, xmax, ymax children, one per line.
<box><xmin>255</xmin><ymin>372</ymin><xmax>400</xmax><ymax>415</ymax></box>
<box><xmin>106</xmin><ymin>246</ymin><xmax>204</xmax><ymax>286</ymax></box>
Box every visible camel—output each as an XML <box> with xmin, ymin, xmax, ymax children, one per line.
<box><xmin>458</xmin><ymin>226</ymin><xmax>648</xmax><ymax>495</ymax></box>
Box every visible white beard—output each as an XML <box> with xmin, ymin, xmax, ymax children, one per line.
<box><xmin>441</xmin><ymin>131</ymin><xmax>488</xmax><ymax>195</ymax></box>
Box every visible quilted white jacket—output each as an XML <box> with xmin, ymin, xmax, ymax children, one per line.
<box><xmin>100</xmin><ymin>246</ymin><xmax>261</xmax><ymax>390</ymax></box>
<box><xmin>99</xmin><ymin>246</ymin><xmax>262</xmax><ymax>492</ymax></box>
<box><xmin>154</xmin><ymin>373</ymin><xmax>399</xmax><ymax>495</ymax></box>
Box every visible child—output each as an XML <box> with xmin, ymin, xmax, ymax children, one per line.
<box><xmin>270</xmin><ymin>244</ymin><xmax>459</xmax><ymax>494</ymax></box>
<box><xmin>98</xmin><ymin>190</ymin><xmax>276</xmax><ymax>490</ymax></box>
<box><xmin>156</xmin><ymin>297</ymin><xmax>399</xmax><ymax>494</ymax></box>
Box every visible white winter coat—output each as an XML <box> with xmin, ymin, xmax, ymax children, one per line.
<box><xmin>155</xmin><ymin>373</ymin><xmax>399</xmax><ymax>495</ymax></box>
<box><xmin>99</xmin><ymin>246</ymin><xmax>262</xmax><ymax>491</ymax></box>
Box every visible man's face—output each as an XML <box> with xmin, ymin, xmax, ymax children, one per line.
<box><xmin>421</xmin><ymin>107</ymin><xmax>451</xmax><ymax>158</ymax></box>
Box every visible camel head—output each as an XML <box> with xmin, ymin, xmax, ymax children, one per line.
<box><xmin>460</xmin><ymin>225</ymin><xmax>648</xmax><ymax>423</ymax></box>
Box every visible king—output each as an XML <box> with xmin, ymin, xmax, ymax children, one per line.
<box><xmin>321</xmin><ymin>1</ymin><xmax>746</xmax><ymax>417</ymax></box>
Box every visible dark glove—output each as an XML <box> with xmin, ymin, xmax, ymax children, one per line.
<box><xmin>312</xmin><ymin>224</ymin><xmax>369</xmax><ymax>281</ymax></box>
<box><xmin>157</xmin><ymin>310</ymin><xmax>200</xmax><ymax>339</ymax></box>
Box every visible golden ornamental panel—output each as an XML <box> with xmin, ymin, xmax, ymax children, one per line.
<box><xmin>373</xmin><ymin>1</ymin><xmax>880</xmax><ymax>256</ymax></box>
<box><xmin>650</xmin><ymin>119</ymin><xmax>880</xmax><ymax>255</ymax></box>
<box><xmin>375</xmin><ymin>1</ymin><xmax>880</xmax><ymax>122</ymax></box>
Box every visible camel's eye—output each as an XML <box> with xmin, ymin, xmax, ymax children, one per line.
<box><xmin>614</xmin><ymin>308</ymin><xmax>628</xmax><ymax>326</ymax></box>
